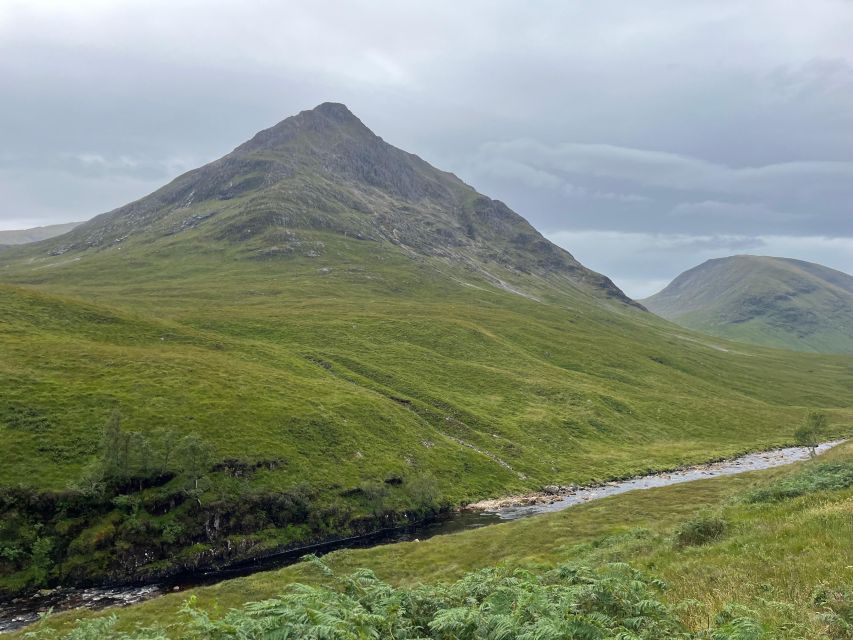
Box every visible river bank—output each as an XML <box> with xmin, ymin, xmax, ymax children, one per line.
<box><xmin>1</xmin><ymin>438</ymin><xmax>845</xmax><ymax>633</ymax></box>
<box><xmin>466</xmin><ymin>440</ymin><xmax>846</xmax><ymax>516</ymax></box>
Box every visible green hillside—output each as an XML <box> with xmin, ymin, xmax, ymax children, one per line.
<box><xmin>2</xmin><ymin>105</ymin><xmax>853</xmax><ymax>595</ymax></box>
<box><xmin>642</xmin><ymin>255</ymin><xmax>853</xmax><ymax>353</ymax></box>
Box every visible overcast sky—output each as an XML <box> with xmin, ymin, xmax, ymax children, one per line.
<box><xmin>2</xmin><ymin>1</ymin><xmax>853</xmax><ymax>297</ymax></box>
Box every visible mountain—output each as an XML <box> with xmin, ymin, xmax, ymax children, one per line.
<box><xmin>642</xmin><ymin>255</ymin><xmax>853</xmax><ymax>353</ymax></box>
<box><xmin>17</xmin><ymin>102</ymin><xmax>633</xmax><ymax>307</ymax></box>
<box><xmin>0</xmin><ymin>221</ymin><xmax>82</xmax><ymax>246</ymax></box>
<box><xmin>1</xmin><ymin>105</ymin><xmax>852</xmax><ymax>594</ymax></box>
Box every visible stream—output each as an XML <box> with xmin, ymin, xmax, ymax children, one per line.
<box><xmin>0</xmin><ymin>439</ymin><xmax>843</xmax><ymax>632</ymax></box>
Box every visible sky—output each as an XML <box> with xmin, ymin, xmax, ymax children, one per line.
<box><xmin>2</xmin><ymin>1</ymin><xmax>853</xmax><ymax>298</ymax></box>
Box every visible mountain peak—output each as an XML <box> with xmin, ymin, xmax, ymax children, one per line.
<box><xmin>309</xmin><ymin>101</ymin><xmax>359</xmax><ymax>121</ymax></box>
<box><xmin>7</xmin><ymin>103</ymin><xmax>639</xmax><ymax>309</ymax></box>
<box><xmin>236</xmin><ymin>102</ymin><xmax>375</xmax><ymax>155</ymax></box>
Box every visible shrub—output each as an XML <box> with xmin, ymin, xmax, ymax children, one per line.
<box><xmin>29</xmin><ymin>536</ymin><xmax>55</xmax><ymax>587</ymax></box>
<box><xmin>358</xmin><ymin>480</ymin><xmax>389</xmax><ymax>518</ymax></box>
<box><xmin>813</xmin><ymin>584</ymin><xmax>853</xmax><ymax>639</ymax></box>
<box><xmin>674</xmin><ymin>513</ymin><xmax>727</xmax><ymax>547</ymax></box>
<box><xmin>405</xmin><ymin>473</ymin><xmax>440</xmax><ymax>515</ymax></box>
<box><xmin>745</xmin><ymin>462</ymin><xmax>853</xmax><ymax>503</ymax></box>
<box><xmin>711</xmin><ymin>604</ymin><xmax>767</xmax><ymax>639</ymax></box>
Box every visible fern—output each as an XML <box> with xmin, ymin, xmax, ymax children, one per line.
<box><xmin>37</xmin><ymin>563</ymin><xmax>772</xmax><ymax>639</ymax></box>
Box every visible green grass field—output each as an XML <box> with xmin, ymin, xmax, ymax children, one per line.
<box><xmin>4</xmin><ymin>233</ymin><xmax>853</xmax><ymax>497</ymax></box>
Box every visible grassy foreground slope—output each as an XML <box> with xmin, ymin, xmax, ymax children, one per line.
<box><xmin>2</xmin><ymin>104</ymin><xmax>853</xmax><ymax>591</ymax></box>
<box><xmin>643</xmin><ymin>255</ymin><xmax>853</xmax><ymax>354</ymax></box>
<box><xmin>20</xmin><ymin>442</ymin><xmax>853</xmax><ymax>638</ymax></box>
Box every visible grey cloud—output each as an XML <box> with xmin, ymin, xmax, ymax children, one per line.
<box><xmin>669</xmin><ymin>201</ymin><xmax>809</xmax><ymax>223</ymax></box>
<box><xmin>564</xmin><ymin>184</ymin><xmax>651</xmax><ymax>204</ymax></box>
<box><xmin>470</xmin><ymin>139</ymin><xmax>853</xmax><ymax>196</ymax></box>
<box><xmin>0</xmin><ymin>152</ymin><xmax>196</xmax><ymax>182</ymax></box>
<box><xmin>768</xmin><ymin>58</ymin><xmax>853</xmax><ymax>103</ymax></box>
<box><xmin>1</xmin><ymin>0</ymin><xmax>853</xmax><ymax>294</ymax></box>
<box><xmin>463</xmin><ymin>139</ymin><xmax>853</xmax><ymax>236</ymax></box>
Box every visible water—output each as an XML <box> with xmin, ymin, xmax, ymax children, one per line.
<box><xmin>482</xmin><ymin>440</ymin><xmax>843</xmax><ymax>519</ymax></box>
<box><xmin>0</xmin><ymin>440</ymin><xmax>843</xmax><ymax>633</ymax></box>
<box><xmin>0</xmin><ymin>509</ymin><xmax>504</xmax><ymax>632</ymax></box>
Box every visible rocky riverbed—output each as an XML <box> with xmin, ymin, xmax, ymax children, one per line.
<box><xmin>466</xmin><ymin>440</ymin><xmax>846</xmax><ymax>517</ymax></box>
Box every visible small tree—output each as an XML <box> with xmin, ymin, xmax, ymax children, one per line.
<box><xmin>795</xmin><ymin>411</ymin><xmax>827</xmax><ymax>457</ymax></box>
<box><xmin>127</xmin><ymin>431</ymin><xmax>154</xmax><ymax>486</ymax></box>
<box><xmin>68</xmin><ymin>460</ymin><xmax>106</xmax><ymax>497</ymax></box>
<box><xmin>405</xmin><ymin>473</ymin><xmax>440</xmax><ymax>516</ymax></box>
<box><xmin>29</xmin><ymin>536</ymin><xmax>54</xmax><ymax>587</ymax></box>
<box><xmin>101</xmin><ymin>410</ymin><xmax>130</xmax><ymax>483</ymax></box>
<box><xmin>176</xmin><ymin>434</ymin><xmax>214</xmax><ymax>504</ymax></box>
<box><xmin>152</xmin><ymin>427</ymin><xmax>181</xmax><ymax>474</ymax></box>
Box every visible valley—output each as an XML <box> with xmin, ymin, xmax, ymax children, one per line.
<box><xmin>2</xmin><ymin>104</ymin><xmax>853</xmax><ymax>637</ymax></box>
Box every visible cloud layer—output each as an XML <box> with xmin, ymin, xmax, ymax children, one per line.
<box><xmin>2</xmin><ymin>0</ymin><xmax>852</xmax><ymax>296</ymax></box>
<box><xmin>465</xmin><ymin>139</ymin><xmax>853</xmax><ymax>236</ymax></box>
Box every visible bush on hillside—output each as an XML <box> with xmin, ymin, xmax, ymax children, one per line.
<box><xmin>813</xmin><ymin>584</ymin><xmax>853</xmax><ymax>639</ymax></box>
<box><xmin>674</xmin><ymin>513</ymin><xmax>728</xmax><ymax>547</ymax></box>
<box><xmin>745</xmin><ymin>462</ymin><xmax>853</xmax><ymax>503</ymax></box>
<box><xmin>794</xmin><ymin>411</ymin><xmax>828</xmax><ymax>457</ymax></box>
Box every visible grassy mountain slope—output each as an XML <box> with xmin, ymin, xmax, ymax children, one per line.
<box><xmin>1</xmin><ymin>105</ymin><xmax>853</xmax><ymax>591</ymax></box>
<box><xmin>19</xmin><ymin>442</ymin><xmax>853</xmax><ymax>638</ymax></box>
<box><xmin>0</xmin><ymin>222</ymin><xmax>82</xmax><ymax>246</ymax></box>
<box><xmin>642</xmin><ymin>255</ymin><xmax>853</xmax><ymax>353</ymax></box>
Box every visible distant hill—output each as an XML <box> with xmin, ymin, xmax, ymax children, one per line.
<box><xmin>0</xmin><ymin>221</ymin><xmax>82</xmax><ymax>245</ymax></box>
<box><xmin>642</xmin><ymin>255</ymin><xmax>853</xmax><ymax>353</ymax></box>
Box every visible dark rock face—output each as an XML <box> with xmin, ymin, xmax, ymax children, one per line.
<box><xmin>18</xmin><ymin>102</ymin><xmax>638</xmax><ymax>307</ymax></box>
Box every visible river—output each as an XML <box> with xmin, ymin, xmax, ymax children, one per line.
<box><xmin>0</xmin><ymin>439</ymin><xmax>843</xmax><ymax>633</ymax></box>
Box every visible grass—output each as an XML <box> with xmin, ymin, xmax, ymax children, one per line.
<box><xmin>17</xmin><ymin>441</ymin><xmax>853</xmax><ymax>638</ymax></box>
<box><xmin>2</xmin><ymin>227</ymin><xmax>853</xmax><ymax>590</ymax></box>
<box><xmin>3</xmin><ymin>237</ymin><xmax>853</xmax><ymax>497</ymax></box>
<box><xmin>744</xmin><ymin>460</ymin><xmax>853</xmax><ymax>503</ymax></box>
<box><xmin>672</xmin><ymin>511</ymin><xmax>727</xmax><ymax>547</ymax></box>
